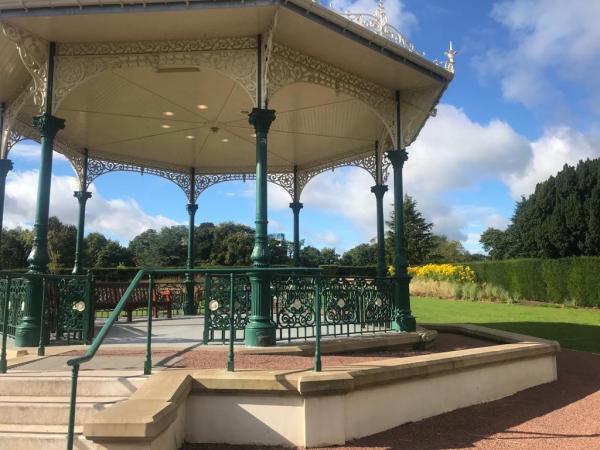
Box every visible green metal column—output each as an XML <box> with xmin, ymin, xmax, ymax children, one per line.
<box><xmin>16</xmin><ymin>42</ymin><xmax>65</xmax><ymax>347</ymax></box>
<box><xmin>72</xmin><ymin>149</ymin><xmax>91</xmax><ymax>275</ymax></box>
<box><xmin>245</xmin><ymin>107</ymin><xmax>276</xmax><ymax>346</ymax></box>
<box><xmin>371</xmin><ymin>184</ymin><xmax>388</xmax><ymax>277</ymax></box>
<box><xmin>184</xmin><ymin>168</ymin><xmax>197</xmax><ymax>315</ymax></box>
<box><xmin>387</xmin><ymin>90</ymin><xmax>416</xmax><ymax>332</ymax></box>
<box><xmin>289</xmin><ymin>201</ymin><xmax>303</xmax><ymax>267</ymax></box>
<box><xmin>184</xmin><ymin>202</ymin><xmax>198</xmax><ymax>315</ymax></box>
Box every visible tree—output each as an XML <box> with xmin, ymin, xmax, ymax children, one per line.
<box><xmin>0</xmin><ymin>227</ymin><xmax>31</xmax><ymax>269</ymax></box>
<box><xmin>481</xmin><ymin>158</ymin><xmax>600</xmax><ymax>259</ymax></box>
<box><xmin>47</xmin><ymin>217</ymin><xmax>77</xmax><ymax>272</ymax></box>
<box><xmin>385</xmin><ymin>195</ymin><xmax>436</xmax><ymax>265</ymax></box>
<box><xmin>83</xmin><ymin>232</ymin><xmax>109</xmax><ymax>267</ymax></box>
<box><xmin>129</xmin><ymin>229</ymin><xmax>161</xmax><ymax>266</ymax></box>
<box><xmin>319</xmin><ymin>247</ymin><xmax>339</xmax><ymax>265</ymax></box>
<box><xmin>340</xmin><ymin>243</ymin><xmax>377</xmax><ymax>266</ymax></box>
<box><xmin>299</xmin><ymin>246</ymin><xmax>321</xmax><ymax>267</ymax></box>
<box><xmin>427</xmin><ymin>235</ymin><xmax>470</xmax><ymax>262</ymax></box>
<box><xmin>95</xmin><ymin>240</ymin><xmax>134</xmax><ymax>267</ymax></box>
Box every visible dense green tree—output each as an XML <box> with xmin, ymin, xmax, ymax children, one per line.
<box><xmin>429</xmin><ymin>235</ymin><xmax>468</xmax><ymax>262</ymax></box>
<box><xmin>83</xmin><ymin>232</ymin><xmax>109</xmax><ymax>267</ymax></box>
<box><xmin>481</xmin><ymin>159</ymin><xmax>600</xmax><ymax>259</ymax></box>
<box><xmin>299</xmin><ymin>246</ymin><xmax>321</xmax><ymax>267</ymax></box>
<box><xmin>95</xmin><ymin>240</ymin><xmax>134</xmax><ymax>268</ymax></box>
<box><xmin>47</xmin><ymin>217</ymin><xmax>77</xmax><ymax>272</ymax></box>
<box><xmin>319</xmin><ymin>247</ymin><xmax>340</xmax><ymax>265</ymax></box>
<box><xmin>128</xmin><ymin>229</ymin><xmax>161</xmax><ymax>266</ymax></box>
<box><xmin>385</xmin><ymin>195</ymin><xmax>436</xmax><ymax>265</ymax></box>
<box><xmin>340</xmin><ymin>243</ymin><xmax>377</xmax><ymax>266</ymax></box>
<box><xmin>0</xmin><ymin>227</ymin><xmax>32</xmax><ymax>269</ymax></box>
<box><xmin>195</xmin><ymin>222</ymin><xmax>216</xmax><ymax>263</ymax></box>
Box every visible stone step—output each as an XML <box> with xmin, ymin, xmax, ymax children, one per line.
<box><xmin>0</xmin><ymin>375</ymin><xmax>146</xmax><ymax>397</ymax></box>
<box><xmin>0</xmin><ymin>397</ymin><xmax>127</xmax><ymax>426</ymax></box>
<box><xmin>0</xmin><ymin>431</ymin><xmax>96</xmax><ymax>450</ymax></box>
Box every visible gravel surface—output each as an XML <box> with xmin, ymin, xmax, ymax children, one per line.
<box><xmin>171</xmin><ymin>333</ymin><xmax>492</xmax><ymax>370</ymax></box>
<box><xmin>183</xmin><ymin>349</ymin><xmax>600</xmax><ymax>450</ymax></box>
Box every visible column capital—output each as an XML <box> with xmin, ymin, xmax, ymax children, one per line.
<box><xmin>186</xmin><ymin>203</ymin><xmax>199</xmax><ymax>215</ymax></box>
<box><xmin>0</xmin><ymin>159</ymin><xmax>13</xmax><ymax>179</ymax></box>
<box><xmin>73</xmin><ymin>190</ymin><xmax>92</xmax><ymax>202</ymax></box>
<box><xmin>370</xmin><ymin>184</ymin><xmax>388</xmax><ymax>197</ymax></box>
<box><xmin>386</xmin><ymin>149</ymin><xmax>408</xmax><ymax>168</ymax></box>
<box><xmin>32</xmin><ymin>113</ymin><xmax>65</xmax><ymax>139</ymax></box>
<box><xmin>248</xmin><ymin>108</ymin><xmax>276</xmax><ymax>134</ymax></box>
<box><xmin>289</xmin><ymin>201</ymin><xmax>303</xmax><ymax>213</ymax></box>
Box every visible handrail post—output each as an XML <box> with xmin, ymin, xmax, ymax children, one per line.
<box><xmin>227</xmin><ymin>273</ymin><xmax>235</xmax><ymax>372</ymax></box>
<box><xmin>144</xmin><ymin>273</ymin><xmax>154</xmax><ymax>376</ymax></box>
<box><xmin>37</xmin><ymin>276</ymin><xmax>47</xmax><ymax>356</ymax></box>
<box><xmin>66</xmin><ymin>363</ymin><xmax>79</xmax><ymax>450</ymax></box>
<box><xmin>314</xmin><ymin>275</ymin><xmax>322</xmax><ymax>372</ymax></box>
<box><xmin>0</xmin><ymin>276</ymin><xmax>12</xmax><ymax>373</ymax></box>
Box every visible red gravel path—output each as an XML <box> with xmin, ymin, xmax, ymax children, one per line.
<box><xmin>170</xmin><ymin>333</ymin><xmax>492</xmax><ymax>370</ymax></box>
<box><xmin>183</xmin><ymin>349</ymin><xmax>600</xmax><ymax>450</ymax></box>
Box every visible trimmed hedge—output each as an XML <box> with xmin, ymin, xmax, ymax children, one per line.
<box><xmin>468</xmin><ymin>257</ymin><xmax>600</xmax><ymax>307</ymax></box>
<box><xmin>319</xmin><ymin>265</ymin><xmax>378</xmax><ymax>277</ymax></box>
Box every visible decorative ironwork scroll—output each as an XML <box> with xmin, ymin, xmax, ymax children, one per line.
<box><xmin>268</xmin><ymin>43</ymin><xmax>396</xmax><ymax>146</ymax></box>
<box><xmin>272</xmin><ymin>274</ymin><xmax>317</xmax><ymax>328</ymax></box>
<box><xmin>1</xmin><ymin>24</ymin><xmax>48</xmax><ymax>113</ymax></box>
<box><xmin>203</xmin><ymin>274</ymin><xmax>251</xmax><ymax>343</ymax></box>
<box><xmin>54</xmin><ymin>36</ymin><xmax>258</xmax><ymax>108</ymax></box>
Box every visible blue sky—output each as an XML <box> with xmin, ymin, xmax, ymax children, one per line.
<box><xmin>6</xmin><ymin>0</ymin><xmax>600</xmax><ymax>254</ymax></box>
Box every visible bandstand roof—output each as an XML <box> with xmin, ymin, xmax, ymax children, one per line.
<box><xmin>0</xmin><ymin>0</ymin><xmax>453</xmax><ymax>200</ymax></box>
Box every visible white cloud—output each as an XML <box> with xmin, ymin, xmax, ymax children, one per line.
<box><xmin>504</xmin><ymin>127</ymin><xmax>600</xmax><ymax>198</ymax></box>
<box><xmin>9</xmin><ymin>140</ymin><xmax>68</xmax><ymax>163</ymax></box>
<box><xmin>5</xmin><ymin>171</ymin><xmax>178</xmax><ymax>242</ymax></box>
<box><xmin>293</xmin><ymin>104</ymin><xmax>600</xmax><ymax>249</ymax></box>
<box><xmin>332</xmin><ymin>0</ymin><xmax>418</xmax><ymax>37</ymax></box>
<box><xmin>478</xmin><ymin>0</ymin><xmax>600</xmax><ymax>111</ymax></box>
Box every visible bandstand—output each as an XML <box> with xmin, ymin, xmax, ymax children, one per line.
<box><xmin>0</xmin><ymin>0</ymin><xmax>454</xmax><ymax>351</ymax></box>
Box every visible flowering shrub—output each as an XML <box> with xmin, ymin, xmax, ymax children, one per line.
<box><xmin>407</xmin><ymin>263</ymin><xmax>476</xmax><ymax>283</ymax></box>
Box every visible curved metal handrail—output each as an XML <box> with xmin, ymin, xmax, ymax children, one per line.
<box><xmin>64</xmin><ymin>266</ymin><xmax>323</xmax><ymax>450</ymax></box>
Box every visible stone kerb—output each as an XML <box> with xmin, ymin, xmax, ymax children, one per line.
<box><xmin>82</xmin><ymin>325</ymin><xmax>559</xmax><ymax>449</ymax></box>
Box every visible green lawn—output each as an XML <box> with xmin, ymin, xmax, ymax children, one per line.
<box><xmin>412</xmin><ymin>297</ymin><xmax>600</xmax><ymax>353</ymax></box>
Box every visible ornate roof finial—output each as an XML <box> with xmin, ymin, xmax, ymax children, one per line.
<box><xmin>444</xmin><ymin>41</ymin><xmax>456</xmax><ymax>73</ymax></box>
<box><xmin>374</xmin><ymin>0</ymin><xmax>388</xmax><ymax>33</ymax></box>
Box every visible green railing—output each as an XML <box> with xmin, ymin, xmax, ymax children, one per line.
<box><xmin>0</xmin><ymin>271</ymin><xmax>93</xmax><ymax>374</ymax></box>
<box><xmin>64</xmin><ymin>266</ymin><xmax>322</xmax><ymax>450</ymax></box>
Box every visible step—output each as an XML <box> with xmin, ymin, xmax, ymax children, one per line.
<box><xmin>0</xmin><ymin>396</ymin><xmax>127</xmax><ymax>426</ymax></box>
<box><xmin>0</xmin><ymin>375</ymin><xmax>147</xmax><ymax>397</ymax></box>
<box><xmin>0</xmin><ymin>431</ymin><xmax>96</xmax><ymax>450</ymax></box>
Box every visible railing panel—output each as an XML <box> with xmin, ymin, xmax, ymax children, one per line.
<box><xmin>203</xmin><ymin>274</ymin><xmax>250</xmax><ymax>343</ymax></box>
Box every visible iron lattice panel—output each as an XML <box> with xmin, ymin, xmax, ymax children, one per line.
<box><xmin>203</xmin><ymin>274</ymin><xmax>251</xmax><ymax>343</ymax></box>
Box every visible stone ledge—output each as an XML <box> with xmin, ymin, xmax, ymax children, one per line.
<box><xmin>82</xmin><ymin>324</ymin><xmax>559</xmax><ymax>446</ymax></box>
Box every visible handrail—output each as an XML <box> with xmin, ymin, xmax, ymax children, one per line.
<box><xmin>64</xmin><ymin>266</ymin><xmax>324</xmax><ymax>450</ymax></box>
<box><xmin>67</xmin><ymin>269</ymin><xmax>146</xmax><ymax>368</ymax></box>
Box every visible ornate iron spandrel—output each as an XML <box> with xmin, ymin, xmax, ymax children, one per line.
<box><xmin>203</xmin><ymin>274</ymin><xmax>250</xmax><ymax>342</ymax></box>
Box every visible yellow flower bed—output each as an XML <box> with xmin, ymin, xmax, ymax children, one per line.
<box><xmin>407</xmin><ymin>263</ymin><xmax>476</xmax><ymax>283</ymax></box>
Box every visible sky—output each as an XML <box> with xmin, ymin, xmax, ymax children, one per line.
<box><xmin>5</xmin><ymin>0</ymin><xmax>600</xmax><ymax>254</ymax></box>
